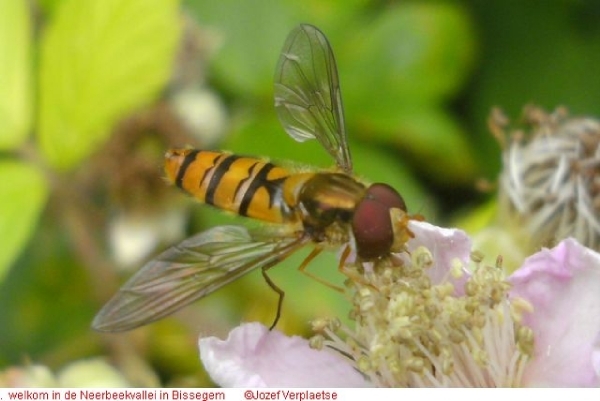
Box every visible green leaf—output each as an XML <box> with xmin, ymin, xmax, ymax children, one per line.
<box><xmin>0</xmin><ymin>161</ymin><xmax>49</xmax><ymax>282</ymax></box>
<box><xmin>0</xmin><ymin>0</ymin><xmax>32</xmax><ymax>150</ymax></box>
<box><xmin>352</xmin><ymin>102</ymin><xmax>477</xmax><ymax>184</ymax></box>
<box><xmin>38</xmin><ymin>0</ymin><xmax>181</xmax><ymax>171</ymax></box>
<box><xmin>37</xmin><ymin>0</ymin><xmax>67</xmax><ymax>16</ymax></box>
<box><xmin>368</xmin><ymin>107</ymin><xmax>477</xmax><ymax>185</ymax></box>
<box><xmin>467</xmin><ymin>2</ymin><xmax>600</xmax><ymax>177</ymax></box>
<box><xmin>342</xmin><ymin>3</ymin><xmax>476</xmax><ymax>108</ymax></box>
<box><xmin>185</xmin><ymin>0</ymin><xmax>302</xmax><ymax>99</ymax></box>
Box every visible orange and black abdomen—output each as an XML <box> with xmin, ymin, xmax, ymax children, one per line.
<box><xmin>164</xmin><ymin>149</ymin><xmax>312</xmax><ymax>224</ymax></box>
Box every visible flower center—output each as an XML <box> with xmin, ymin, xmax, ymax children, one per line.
<box><xmin>312</xmin><ymin>246</ymin><xmax>534</xmax><ymax>387</ymax></box>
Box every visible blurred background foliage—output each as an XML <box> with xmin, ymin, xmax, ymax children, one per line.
<box><xmin>0</xmin><ymin>0</ymin><xmax>599</xmax><ymax>387</ymax></box>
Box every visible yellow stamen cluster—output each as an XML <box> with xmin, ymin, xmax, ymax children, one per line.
<box><xmin>312</xmin><ymin>247</ymin><xmax>534</xmax><ymax>387</ymax></box>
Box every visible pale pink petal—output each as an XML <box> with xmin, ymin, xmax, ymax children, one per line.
<box><xmin>199</xmin><ymin>322</ymin><xmax>369</xmax><ymax>387</ymax></box>
<box><xmin>509</xmin><ymin>238</ymin><xmax>600</xmax><ymax>386</ymax></box>
<box><xmin>406</xmin><ymin>220</ymin><xmax>471</xmax><ymax>293</ymax></box>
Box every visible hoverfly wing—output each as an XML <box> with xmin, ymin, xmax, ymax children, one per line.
<box><xmin>92</xmin><ymin>225</ymin><xmax>307</xmax><ymax>332</ymax></box>
<box><xmin>274</xmin><ymin>24</ymin><xmax>352</xmax><ymax>174</ymax></box>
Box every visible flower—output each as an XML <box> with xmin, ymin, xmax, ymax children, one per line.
<box><xmin>493</xmin><ymin>106</ymin><xmax>600</xmax><ymax>253</ymax></box>
<box><xmin>199</xmin><ymin>221</ymin><xmax>600</xmax><ymax>387</ymax></box>
<box><xmin>509</xmin><ymin>238</ymin><xmax>600</xmax><ymax>386</ymax></box>
<box><xmin>199</xmin><ymin>322</ymin><xmax>369</xmax><ymax>387</ymax></box>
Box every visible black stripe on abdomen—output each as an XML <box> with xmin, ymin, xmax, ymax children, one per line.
<box><xmin>238</xmin><ymin>162</ymin><xmax>284</xmax><ymax>217</ymax></box>
<box><xmin>204</xmin><ymin>154</ymin><xmax>241</xmax><ymax>206</ymax></box>
<box><xmin>175</xmin><ymin>150</ymin><xmax>200</xmax><ymax>189</ymax></box>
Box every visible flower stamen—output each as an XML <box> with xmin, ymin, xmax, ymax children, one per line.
<box><xmin>314</xmin><ymin>239</ymin><xmax>533</xmax><ymax>387</ymax></box>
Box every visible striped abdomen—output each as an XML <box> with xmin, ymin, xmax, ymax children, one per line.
<box><xmin>164</xmin><ymin>149</ymin><xmax>313</xmax><ymax>224</ymax></box>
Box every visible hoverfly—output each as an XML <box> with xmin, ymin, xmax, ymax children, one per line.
<box><xmin>92</xmin><ymin>24</ymin><xmax>413</xmax><ymax>332</ymax></box>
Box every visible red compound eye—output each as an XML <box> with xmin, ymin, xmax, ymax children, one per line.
<box><xmin>352</xmin><ymin>183</ymin><xmax>406</xmax><ymax>260</ymax></box>
<box><xmin>366</xmin><ymin>183</ymin><xmax>406</xmax><ymax>211</ymax></box>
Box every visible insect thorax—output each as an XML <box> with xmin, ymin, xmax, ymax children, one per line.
<box><xmin>296</xmin><ymin>173</ymin><xmax>366</xmax><ymax>240</ymax></box>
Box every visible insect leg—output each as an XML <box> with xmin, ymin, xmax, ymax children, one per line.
<box><xmin>255</xmin><ymin>231</ymin><xmax>311</xmax><ymax>330</ymax></box>
<box><xmin>261</xmin><ymin>266</ymin><xmax>285</xmax><ymax>330</ymax></box>
<box><xmin>337</xmin><ymin>244</ymin><xmax>352</xmax><ymax>274</ymax></box>
<box><xmin>336</xmin><ymin>245</ymin><xmax>383</xmax><ymax>291</ymax></box>
<box><xmin>298</xmin><ymin>247</ymin><xmax>345</xmax><ymax>292</ymax></box>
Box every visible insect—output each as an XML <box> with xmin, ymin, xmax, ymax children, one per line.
<box><xmin>92</xmin><ymin>24</ymin><xmax>413</xmax><ymax>332</ymax></box>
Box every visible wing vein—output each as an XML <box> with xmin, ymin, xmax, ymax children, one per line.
<box><xmin>274</xmin><ymin>24</ymin><xmax>352</xmax><ymax>173</ymax></box>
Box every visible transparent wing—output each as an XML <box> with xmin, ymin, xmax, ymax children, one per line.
<box><xmin>274</xmin><ymin>24</ymin><xmax>352</xmax><ymax>174</ymax></box>
<box><xmin>92</xmin><ymin>225</ymin><xmax>308</xmax><ymax>332</ymax></box>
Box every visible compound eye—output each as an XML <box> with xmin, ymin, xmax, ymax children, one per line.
<box><xmin>365</xmin><ymin>183</ymin><xmax>406</xmax><ymax>211</ymax></box>
<box><xmin>352</xmin><ymin>183</ymin><xmax>405</xmax><ymax>260</ymax></box>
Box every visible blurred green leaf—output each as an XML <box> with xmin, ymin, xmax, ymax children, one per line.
<box><xmin>0</xmin><ymin>0</ymin><xmax>32</xmax><ymax>150</ymax></box>
<box><xmin>467</xmin><ymin>2</ymin><xmax>600</xmax><ymax>177</ymax></box>
<box><xmin>336</xmin><ymin>3</ymin><xmax>477</xmax><ymax>185</ymax></box>
<box><xmin>343</xmin><ymin>2</ymin><xmax>476</xmax><ymax>109</ymax></box>
<box><xmin>357</xmin><ymin>106</ymin><xmax>477</xmax><ymax>184</ymax></box>
<box><xmin>184</xmin><ymin>0</ymin><xmax>370</xmax><ymax>101</ymax></box>
<box><xmin>0</xmin><ymin>161</ymin><xmax>48</xmax><ymax>282</ymax></box>
<box><xmin>0</xmin><ymin>216</ymin><xmax>98</xmax><ymax>365</ymax></box>
<box><xmin>38</xmin><ymin>0</ymin><xmax>181</xmax><ymax>171</ymax></box>
<box><xmin>185</xmin><ymin>0</ymin><xmax>304</xmax><ymax>100</ymax></box>
<box><xmin>37</xmin><ymin>0</ymin><xmax>67</xmax><ymax>16</ymax></box>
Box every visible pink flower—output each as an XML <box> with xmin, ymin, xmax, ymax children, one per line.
<box><xmin>509</xmin><ymin>238</ymin><xmax>600</xmax><ymax>386</ymax></box>
<box><xmin>199</xmin><ymin>222</ymin><xmax>600</xmax><ymax>387</ymax></box>
<box><xmin>199</xmin><ymin>322</ymin><xmax>369</xmax><ymax>387</ymax></box>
